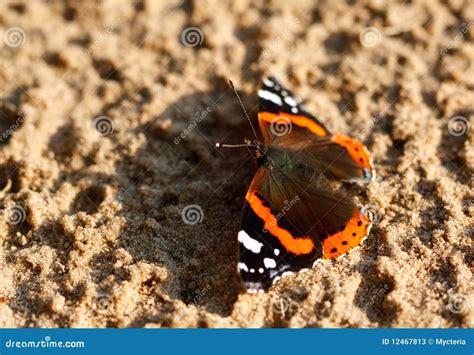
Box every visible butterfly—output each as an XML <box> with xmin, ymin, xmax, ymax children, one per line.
<box><xmin>219</xmin><ymin>77</ymin><xmax>375</xmax><ymax>293</ymax></box>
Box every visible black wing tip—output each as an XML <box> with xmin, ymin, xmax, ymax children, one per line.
<box><xmin>262</xmin><ymin>76</ymin><xmax>283</xmax><ymax>88</ymax></box>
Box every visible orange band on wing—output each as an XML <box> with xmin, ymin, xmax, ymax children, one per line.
<box><xmin>322</xmin><ymin>208</ymin><xmax>372</xmax><ymax>260</ymax></box>
<box><xmin>259</xmin><ymin>111</ymin><xmax>328</xmax><ymax>137</ymax></box>
<box><xmin>246</xmin><ymin>191</ymin><xmax>315</xmax><ymax>255</ymax></box>
<box><xmin>331</xmin><ymin>134</ymin><xmax>374</xmax><ymax>172</ymax></box>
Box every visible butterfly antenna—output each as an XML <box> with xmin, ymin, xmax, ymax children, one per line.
<box><xmin>229</xmin><ymin>79</ymin><xmax>259</xmax><ymax>141</ymax></box>
<box><xmin>215</xmin><ymin>142</ymin><xmax>248</xmax><ymax>148</ymax></box>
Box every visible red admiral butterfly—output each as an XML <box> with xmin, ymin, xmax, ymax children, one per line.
<box><xmin>217</xmin><ymin>77</ymin><xmax>375</xmax><ymax>293</ymax></box>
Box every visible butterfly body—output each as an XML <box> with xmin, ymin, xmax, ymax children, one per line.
<box><xmin>234</xmin><ymin>77</ymin><xmax>375</xmax><ymax>293</ymax></box>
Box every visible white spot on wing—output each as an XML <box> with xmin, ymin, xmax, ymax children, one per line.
<box><xmin>258</xmin><ymin>268</ymin><xmax>264</xmax><ymax>274</ymax></box>
<box><xmin>263</xmin><ymin>78</ymin><xmax>274</xmax><ymax>87</ymax></box>
<box><xmin>291</xmin><ymin>107</ymin><xmax>298</xmax><ymax>113</ymax></box>
<box><xmin>258</xmin><ymin>90</ymin><xmax>283</xmax><ymax>106</ymax></box>
<box><xmin>263</xmin><ymin>258</ymin><xmax>277</xmax><ymax>269</ymax></box>
<box><xmin>238</xmin><ymin>262</ymin><xmax>249</xmax><ymax>272</ymax></box>
<box><xmin>284</xmin><ymin>96</ymin><xmax>298</xmax><ymax>106</ymax></box>
<box><xmin>274</xmin><ymin>248</ymin><xmax>280</xmax><ymax>256</ymax></box>
<box><xmin>238</xmin><ymin>230</ymin><xmax>263</xmax><ymax>253</ymax></box>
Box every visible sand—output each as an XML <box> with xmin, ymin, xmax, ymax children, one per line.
<box><xmin>0</xmin><ymin>0</ymin><xmax>472</xmax><ymax>328</ymax></box>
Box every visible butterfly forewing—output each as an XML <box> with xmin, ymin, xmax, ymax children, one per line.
<box><xmin>257</xmin><ymin>77</ymin><xmax>375</xmax><ymax>181</ymax></box>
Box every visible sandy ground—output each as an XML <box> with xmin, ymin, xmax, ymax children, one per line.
<box><xmin>0</xmin><ymin>0</ymin><xmax>472</xmax><ymax>328</ymax></box>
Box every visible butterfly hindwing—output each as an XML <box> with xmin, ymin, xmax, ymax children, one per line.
<box><xmin>238</xmin><ymin>167</ymin><xmax>321</xmax><ymax>292</ymax></box>
<box><xmin>238</xmin><ymin>151</ymin><xmax>372</xmax><ymax>292</ymax></box>
<box><xmin>238</xmin><ymin>203</ymin><xmax>319</xmax><ymax>292</ymax></box>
